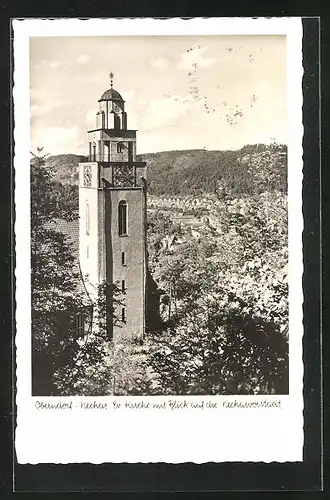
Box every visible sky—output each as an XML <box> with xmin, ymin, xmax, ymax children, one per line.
<box><xmin>30</xmin><ymin>35</ymin><xmax>287</xmax><ymax>155</ymax></box>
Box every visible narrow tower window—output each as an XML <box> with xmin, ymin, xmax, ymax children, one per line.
<box><xmin>128</xmin><ymin>142</ymin><xmax>133</xmax><ymax>162</ymax></box>
<box><xmin>121</xmin><ymin>307</ymin><xmax>127</xmax><ymax>323</ymax></box>
<box><xmin>118</xmin><ymin>200</ymin><xmax>128</xmax><ymax>236</ymax></box>
<box><xmin>114</xmin><ymin>114</ymin><xmax>121</xmax><ymax>130</ymax></box>
<box><xmin>75</xmin><ymin>313</ymin><xmax>85</xmax><ymax>338</ymax></box>
<box><xmin>121</xmin><ymin>280</ymin><xmax>126</xmax><ymax>293</ymax></box>
<box><xmin>121</xmin><ymin>251</ymin><xmax>126</xmax><ymax>266</ymax></box>
<box><xmin>86</xmin><ymin>201</ymin><xmax>90</xmax><ymax>235</ymax></box>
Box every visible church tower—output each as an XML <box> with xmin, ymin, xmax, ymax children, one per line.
<box><xmin>78</xmin><ymin>74</ymin><xmax>147</xmax><ymax>340</ymax></box>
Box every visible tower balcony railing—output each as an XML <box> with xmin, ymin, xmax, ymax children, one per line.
<box><xmin>88</xmin><ymin>154</ymin><xmax>144</xmax><ymax>163</ymax></box>
<box><xmin>95</xmin><ymin>160</ymin><xmax>147</xmax><ymax>189</ymax></box>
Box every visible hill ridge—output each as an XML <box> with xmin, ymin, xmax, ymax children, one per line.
<box><xmin>43</xmin><ymin>144</ymin><xmax>287</xmax><ymax>196</ymax></box>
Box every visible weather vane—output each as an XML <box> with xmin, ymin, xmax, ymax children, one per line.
<box><xmin>109</xmin><ymin>72</ymin><xmax>114</xmax><ymax>88</ymax></box>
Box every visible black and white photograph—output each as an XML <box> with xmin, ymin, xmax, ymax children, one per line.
<box><xmin>29</xmin><ymin>34</ymin><xmax>290</xmax><ymax>397</ymax></box>
<box><xmin>14</xmin><ymin>17</ymin><xmax>304</xmax><ymax>464</ymax></box>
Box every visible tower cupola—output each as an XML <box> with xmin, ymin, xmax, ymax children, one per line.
<box><xmin>96</xmin><ymin>73</ymin><xmax>127</xmax><ymax>130</ymax></box>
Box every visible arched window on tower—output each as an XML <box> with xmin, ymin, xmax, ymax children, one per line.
<box><xmin>86</xmin><ymin>201</ymin><xmax>90</xmax><ymax>235</ymax></box>
<box><xmin>108</xmin><ymin>111</ymin><xmax>115</xmax><ymax>129</ymax></box>
<box><xmin>92</xmin><ymin>142</ymin><xmax>96</xmax><ymax>161</ymax></box>
<box><xmin>118</xmin><ymin>200</ymin><xmax>128</xmax><ymax>236</ymax></box>
<box><xmin>114</xmin><ymin>114</ymin><xmax>121</xmax><ymax>130</ymax></box>
<box><xmin>96</xmin><ymin>111</ymin><xmax>105</xmax><ymax>129</ymax></box>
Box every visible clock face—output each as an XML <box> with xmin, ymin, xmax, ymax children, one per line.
<box><xmin>83</xmin><ymin>165</ymin><xmax>92</xmax><ymax>187</ymax></box>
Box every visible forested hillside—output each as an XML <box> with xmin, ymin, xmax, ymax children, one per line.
<box><xmin>138</xmin><ymin>143</ymin><xmax>287</xmax><ymax>195</ymax></box>
<box><xmin>43</xmin><ymin>143</ymin><xmax>287</xmax><ymax>196</ymax></box>
<box><xmin>43</xmin><ymin>154</ymin><xmax>87</xmax><ymax>185</ymax></box>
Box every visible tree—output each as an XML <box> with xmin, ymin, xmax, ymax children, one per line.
<box><xmin>53</xmin><ymin>327</ymin><xmax>155</xmax><ymax>396</ymax></box>
<box><xmin>145</xmin><ymin>258</ymin><xmax>288</xmax><ymax>395</ymax></box>
<box><xmin>144</xmin><ymin>164</ymin><xmax>289</xmax><ymax>395</ymax></box>
<box><xmin>31</xmin><ymin>150</ymin><xmax>86</xmax><ymax>395</ymax></box>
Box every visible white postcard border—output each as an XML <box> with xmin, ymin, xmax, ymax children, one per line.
<box><xmin>14</xmin><ymin>17</ymin><xmax>303</xmax><ymax>464</ymax></box>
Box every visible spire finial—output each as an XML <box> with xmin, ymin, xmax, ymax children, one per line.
<box><xmin>109</xmin><ymin>72</ymin><xmax>114</xmax><ymax>88</ymax></box>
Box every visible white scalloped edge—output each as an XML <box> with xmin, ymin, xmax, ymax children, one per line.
<box><xmin>13</xmin><ymin>17</ymin><xmax>304</xmax><ymax>466</ymax></box>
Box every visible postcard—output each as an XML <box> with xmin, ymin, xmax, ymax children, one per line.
<box><xmin>14</xmin><ymin>17</ymin><xmax>303</xmax><ymax>463</ymax></box>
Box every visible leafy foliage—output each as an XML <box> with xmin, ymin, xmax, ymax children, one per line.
<box><xmin>31</xmin><ymin>152</ymin><xmax>85</xmax><ymax>395</ymax></box>
<box><xmin>144</xmin><ymin>178</ymin><xmax>288</xmax><ymax>394</ymax></box>
<box><xmin>53</xmin><ymin>334</ymin><xmax>155</xmax><ymax>396</ymax></box>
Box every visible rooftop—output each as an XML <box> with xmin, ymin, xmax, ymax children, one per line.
<box><xmin>99</xmin><ymin>88</ymin><xmax>124</xmax><ymax>102</ymax></box>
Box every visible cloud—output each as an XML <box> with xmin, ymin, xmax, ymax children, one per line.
<box><xmin>150</xmin><ymin>57</ymin><xmax>170</xmax><ymax>71</ymax></box>
<box><xmin>30</xmin><ymin>88</ymin><xmax>66</xmax><ymax>117</ymax></box>
<box><xmin>39</xmin><ymin>60</ymin><xmax>60</xmax><ymax>69</ymax></box>
<box><xmin>86</xmin><ymin>71</ymin><xmax>106</xmax><ymax>83</ymax></box>
<box><xmin>86</xmin><ymin>108</ymin><xmax>97</xmax><ymax>127</ymax></box>
<box><xmin>123</xmin><ymin>88</ymin><xmax>136</xmax><ymax>102</ymax></box>
<box><xmin>76</xmin><ymin>54</ymin><xmax>90</xmax><ymax>65</ymax></box>
<box><xmin>30</xmin><ymin>101</ymin><xmax>65</xmax><ymax>117</ymax></box>
<box><xmin>31</xmin><ymin>125</ymin><xmax>81</xmax><ymax>155</ymax></box>
<box><xmin>177</xmin><ymin>46</ymin><xmax>216</xmax><ymax>71</ymax></box>
<box><xmin>49</xmin><ymin>61</ymin><xmax>60</xmax><ymax>69</ymax></box>
<box><xmin>140</xmin><ymin>94</ymin><xmax>197</xmax><ymax>131</ymax></box>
